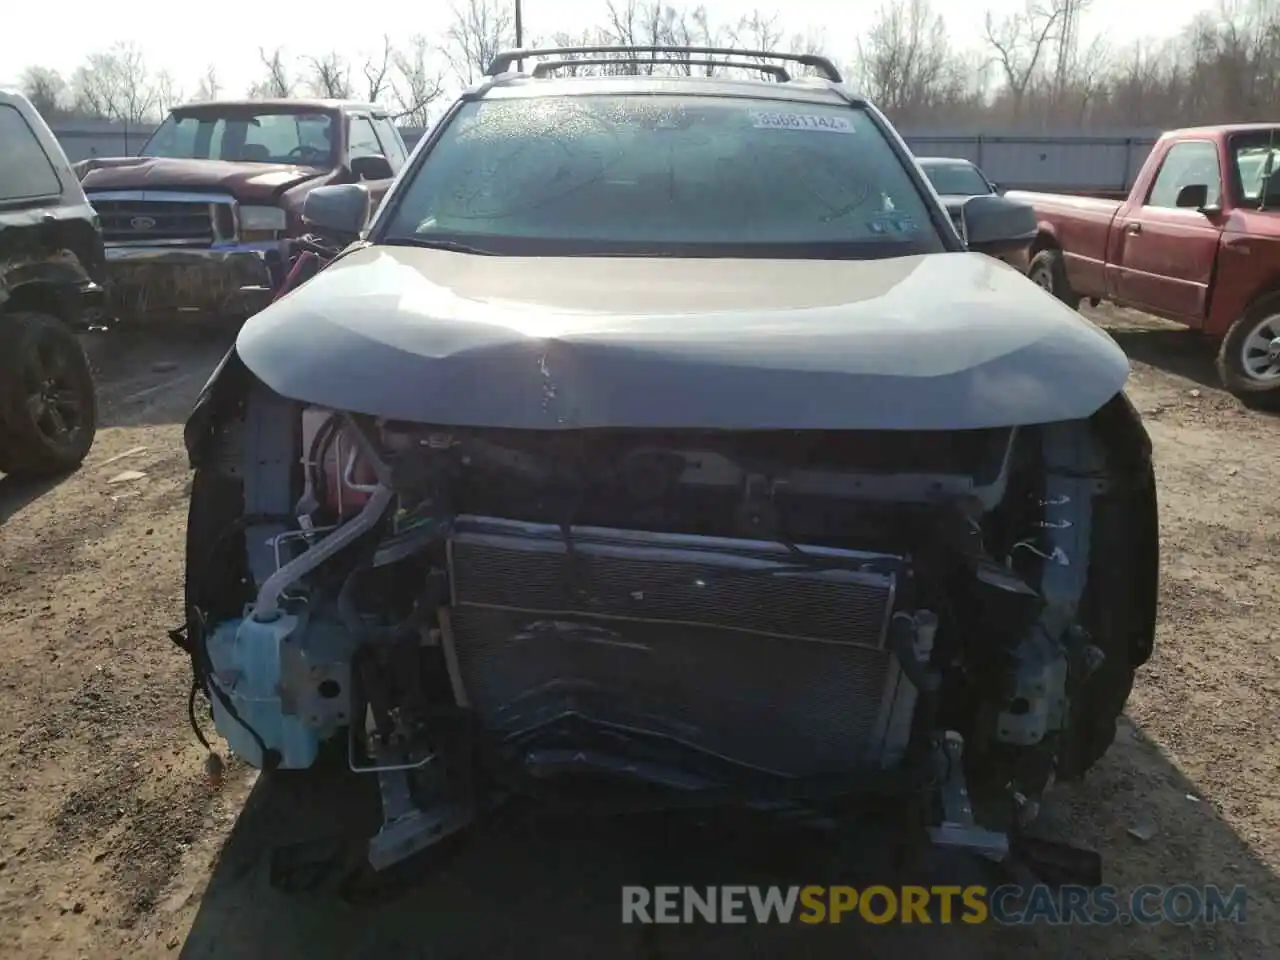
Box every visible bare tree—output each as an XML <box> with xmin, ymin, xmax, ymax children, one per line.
<box><xmin>727</xmin><ymin>8</ymin><xmax>785</xmax><ymax>77</ymax></box>
<box><xmin>249</xmin><ymin>47</ymin><xmax>295</xmax><ymax>98</ymax></box>
<box><xmin>1054</xmin><ymin>33</ymin><xmax>1110</xmax><ymax>124</ymax></box>
<box><xmin>1049</xmin><ymin>0</ymin><xmax>1093</xmax><ymax>101</ymax></box>
<box><xmin>605</xmin><ymin>0</ymin><xmax>664</xmax><ymax>45</ymax></box>
<box><xmin>389</xmin><ymin>35</ymin><xmax>447</xmax><ymax>124</ymax></box>
<box><xmin>684</xmin><ymin>6</ymin><xmax>726</xmax><ymax>74</ymax></box>
<box><xmin>19</xmin><ymin>66</ymin><xmax>67</xmax><ymax>119</ymax></box>
<box><xmin>154</xmin><ymin>70</ymin><xmax>184</xmax><ymax>115</ymax></box>
<box><xmin>856</xmin><ymin>0</ymin><xmax>969</xmax><ymax>118</ymax></box>
<box><xmin>305</xmin><ymin>52</ymin><xmax>354</xmax><ymax>98</ymax></box>
<box><xmin>983</xmin><ymin>1</ymin><xmax>1063</xmax><ymax>121</ymax></box>
<box><xmin>43</xmin><ymin>0</ymin><xmax>1280</xmax><ymax>135</ymax></box>
<box><xmin>727</xmin><ymin>9</ymin><xmax>827</xmax><ymax>78</ymax></box>
<box><xmin>518</xmin><ymin>28</ymin><xmax>614</xmax><ymax>77</ymax></box>
<box><xmin>602</xmin><ymin>0</ymin><xmax>669</xmax><ymax>73</ymax></box>
<box><xmin>114</xmin><ymin>43</ymin><xmax>160</xmax><ymax>122</ymax></box>
<box><xmin>194</xmin><ymin>65</ymin><xmax>220</xmax><ymax>102</ymax></box>
<box><xmin>69</xmin><ymin>42</ymin><xmax>158</xmax><ymax>123</ymax></box>
<box><xmin>363</xmin><ymin>36</ymin><xmax>395</xmax><ymax>103</ymax></box>
<box><xmin>443</xmin><ymin>0</ymin><xmax>515</xmax><ymax>85</ymax></box>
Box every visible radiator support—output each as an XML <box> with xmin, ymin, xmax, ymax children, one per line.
<box><xmin>443</xmin><ymin>515</ymin><xmax>922</xmax><ymax>779</ymax></box>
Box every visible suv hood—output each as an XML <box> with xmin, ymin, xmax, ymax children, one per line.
<box><xmin>235</xmin><ymin>245</ymin><xmax>1129</xmax><ymax>432</ymax></box>
<box><xmin>78</xmin><ymin>157</ymin><xmax>325</xmax><ymax>203</ymax></box>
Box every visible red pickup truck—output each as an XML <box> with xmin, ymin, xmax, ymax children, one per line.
<box><xmin>74</xmin><ymin>98</ymin><xmax>406</xmax><ymax>325</ymax></box>
<box><xmin>1008</xmin><ymin>123</ymin><xmax>1280</xmax><ymax>406</ymax></box>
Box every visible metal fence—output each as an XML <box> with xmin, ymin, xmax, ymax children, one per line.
<box><xmin>50</xmin><ymin>120</ymin><xmax>1159</xmax><ymax>196</ymax></box>
<box><xmin>905</xmin><ymin>133</ymin><xmax>1157</xmax><ymax>196</ymax></box>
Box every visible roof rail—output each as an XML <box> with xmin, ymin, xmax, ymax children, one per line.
<box><xmin>530</xmin><ymin>57</ymin><xmax>791</xmax><ymax>81</ymax></box>
<box><xmin>486</xmin><ymin>45</ymin><xmax>843</xmax><ymax>83</ymax></box>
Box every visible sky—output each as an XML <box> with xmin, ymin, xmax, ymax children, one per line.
<box><xmin>0</xmin><ymin>0</ymin><xmax>1218</xmax><ymax>98</ymax></box>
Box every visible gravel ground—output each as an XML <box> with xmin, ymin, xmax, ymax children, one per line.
<box><xmin>0</xmin><ymin>307</ymin><xmax>1276</xmax><ymax>959</ymax></box>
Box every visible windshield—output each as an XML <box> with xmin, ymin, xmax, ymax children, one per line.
<box><xmin>920</xmin><ymin>162</ymin><xmax>991</xmax><ymax>196</ymax></box>
<box><xmin>141</xmin><ymin>110</ymin><xmax>335</xmax><ymax>165</ymax></box>
<box><xmin>380</xmin><ymin>95</ymin><xmax>944</xmax><ymax>257</ymax></box>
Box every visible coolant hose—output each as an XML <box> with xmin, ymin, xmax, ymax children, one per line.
<box><xmin>252</xmin><ymin>484</ymin><xmax>394</xmax><ymax>618</ymax></box>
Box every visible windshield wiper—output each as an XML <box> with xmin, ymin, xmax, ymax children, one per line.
<box><xmin>383</xmin><ymin>236</ymin><xmax>493</xmax><ymax>255</ymax></box>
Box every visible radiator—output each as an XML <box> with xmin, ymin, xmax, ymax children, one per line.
<box><xmin>444</xmin><ymin>515</ymin><xmax>918</xmax><ymax>778</ymax></box>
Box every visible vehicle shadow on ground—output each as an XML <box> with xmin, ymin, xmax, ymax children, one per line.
<box><xmin>0</xmin><ymin>472</ymin><xmax>69</xmax><ymax>529</ymax></box>
<box><xmin>1106</xmin><ymin>327</ymin><xmax>1225</xmax><ymax>394</ymax></box>
<box><xmin>177</xmin><ymin>717</ymin><xmax>1276</xmax><ymax>960</ymax></box>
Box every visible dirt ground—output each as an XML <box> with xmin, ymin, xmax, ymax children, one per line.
<box><xmin>0</xmin><ymin>307</ymin><xmax>1277</xmax><ymax>959</ymax></box>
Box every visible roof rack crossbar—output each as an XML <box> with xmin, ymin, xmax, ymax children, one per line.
<box><xmin>487</xmin><ymin>45</ymin><xmax>842</xmax><ymax>82</ymax></box>
<box><xmin>530</xmin><ymin>57</ymin><xmax>790</xmax><ymax>81</ymax></box>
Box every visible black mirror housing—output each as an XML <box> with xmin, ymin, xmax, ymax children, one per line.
<box><xmin>960</xmin><ymin>194</ymin><xmax>1037</xmax><ymax>260</ymax></box>
<box><xmin>350</xmin><ymin>154</ymin><xmax>395</xmax><ymax>182</ymax></box>
<box><xmin>1175</xmin><ymin>183</ymin><xmax>1210</xmax><ymax>209</ymax></box>
<box><xmin>301</xmin><ymin>183</ymin><xmax>371</xmax><ymax>239</ymax></box>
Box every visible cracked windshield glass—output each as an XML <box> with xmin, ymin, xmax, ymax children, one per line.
<box><xmin>385</xmin><ymin>94</ymin><xmax>943</xmax><ymax>256</ymax></box>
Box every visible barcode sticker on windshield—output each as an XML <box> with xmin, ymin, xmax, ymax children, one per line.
<box><xmin>749</xmin><ymin>111</ymin><xmax>854</xmax><ymax>133</ymax></box>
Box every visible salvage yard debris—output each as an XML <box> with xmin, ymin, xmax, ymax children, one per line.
<box><xmin>99</xmin><ymin>446</ymin><xmax>147</xmax><ymax>467</ymax></box>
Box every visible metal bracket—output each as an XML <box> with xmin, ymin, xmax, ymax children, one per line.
<box><xmin>367</xmin><ymin>768</ymin><xmax>472</xmax><ymax>872</ymax></box>
<box><xmin>927</xmin><ymin>731</ymin><xmax>1009</xmax><ymax>860</ymax></box>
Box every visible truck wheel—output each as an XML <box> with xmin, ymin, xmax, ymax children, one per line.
<box><xmin>1217</xmin><ymin>297</ymin><xmax>1280</xmax><ymax>409</ymax></box>
<box><xmin>1028</xmin><ymin>249</ymin><xmax>1081</xmax><ymax>310</ymax></box>
<box><xmin>0</xmin><ymin>311</ymin><xmax>98</xmax><ymax>479</ymax></box>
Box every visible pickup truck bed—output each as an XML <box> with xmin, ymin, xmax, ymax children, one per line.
<box><xmin>1003</xmin><ymin>192</ymin><xmax>1124</xmax><ymax>310</ymax></box>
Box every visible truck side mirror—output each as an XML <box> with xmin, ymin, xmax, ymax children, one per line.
<box><xmin>302</xmin><ymin>184</ymin><xmax>371</xmax><ymax>239</ymax></box>
<box><xmin>961</xmin><ymin>194</ymin><xmax>1037</xmax><ymax>260</ymax></box>
<box><xmin>1175</xmin><ymin>183</ymin><xmax>1209</xmax><ymax>209</ymax></box>
<box><xmin>350</xmin><ymin>154</ymin><xmax>394</xmax><ymax>182</ymax></box>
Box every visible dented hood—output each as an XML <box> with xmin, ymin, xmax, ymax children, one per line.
<box><xmin>234</xmin><ymin>245</ymin><xmax>1130</xmax><ymax>431</ymax></box>
<box><xmin>78</xmin><ymin>157</ymin><xmax>324</xmax><ymax>203</ymax></box>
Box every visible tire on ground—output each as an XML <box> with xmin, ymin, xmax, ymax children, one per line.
<box><xmin>1216</xmin><ymin>293</ymin><xmax>1280</xmax><ymax>409</ymax></box>
<box><xmin>1028</xmin><ymin>247</ymin><xmax>1082</xmax><ymax>310</ymax></box>
<box><xmin>0</xmin><ymin>310</ymin><xmax>98</xmax><ymax>479</ymax></box>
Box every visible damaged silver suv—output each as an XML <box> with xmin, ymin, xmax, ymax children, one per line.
<box><xmin>178</xmin><ymin>46</ymin><xmax>1158</xmax><ymax>884</ymax></box>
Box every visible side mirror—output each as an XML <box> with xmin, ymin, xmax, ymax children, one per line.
<box><xmin>301</xmin><ymin>184</ymin><xmax>371</xmax><ymax>239</ymax></box>
<box><xmin>350</xmin><ymin>154</ymin><xmax>394</xmax><ymax>182</ymax></box>
<box><xmin>1175</xmin><ymin>183</ymin><xmax>1210</xmax><ymax>210</ymax></box>
<box><xmin>960</xmin><ymin>194</ymin><xmax>1037</xmax><ymax>260</ymax></box>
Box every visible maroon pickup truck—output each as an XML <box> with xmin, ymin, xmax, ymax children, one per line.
<box><xmin>1009</xmin><ymin>123</ymin><xmax>1280</xmax><ymax>405</ymax></box>
<box><xmin>74</xmin><ymin>98</ymin><xmax>408</xmax><ymax>324</ymax></box>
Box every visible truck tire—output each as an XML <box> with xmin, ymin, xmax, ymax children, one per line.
<box><xmin>1216</xmin><ymin>295</ymin><xmax>1280</xmax><ymax>409</ymax></box>
<box><xmin>0</xmin><ymin>311</ymin><xmax>97</xmax><ymax>479</ymax></box>
<box><xmin>1028</xmin><ymin>248</ymin><xmax>1081</xmax><ymax>310</ymax></box>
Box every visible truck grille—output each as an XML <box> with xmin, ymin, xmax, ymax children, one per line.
<box><xmin>444</xmin><ymin>516</ymin><xmax>915</xmax><ymax>778</ymax></box>
<box><xmin>91</xmin><ymin>197</ymin><xmax>216</xmax><ymax>245</ymax></box>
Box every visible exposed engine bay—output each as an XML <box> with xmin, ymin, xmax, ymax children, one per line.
<box><xmin>179</xmin><ymin>357</ymin><xmax>1158</xmax><ymax>879</ymax></box>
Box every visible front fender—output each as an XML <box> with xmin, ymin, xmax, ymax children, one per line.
<box><xmin>0</xmin><ymin>248</ymin><xmax>96</xmax><ymax>309</ymax></box>
<box><xmin>185</xmin><ymin>345</ymin><xmax>253</xmax><ymax>468</ymax></box>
